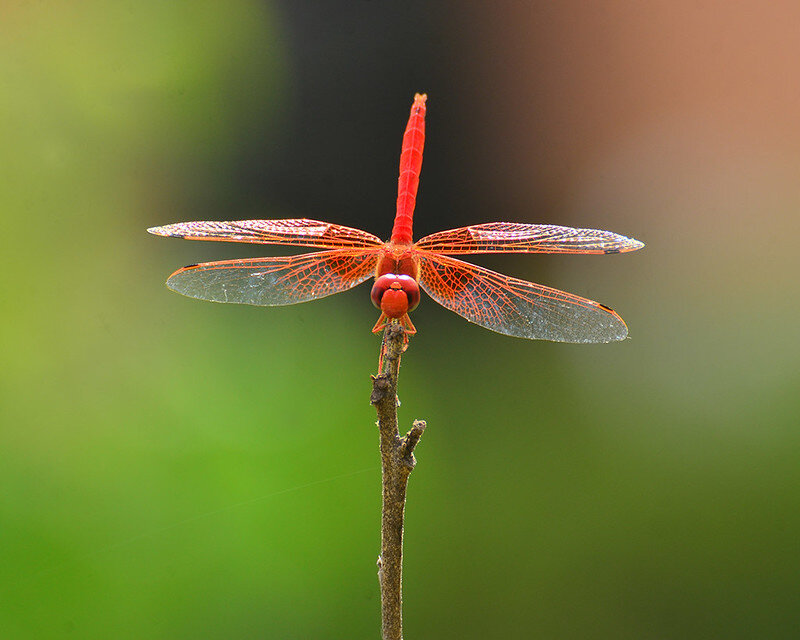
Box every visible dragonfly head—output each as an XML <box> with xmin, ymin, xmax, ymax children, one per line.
<box><xmin>371</xmin><ymin>274</ymin><xmax>420</xmax><ymax>318</ymax></box>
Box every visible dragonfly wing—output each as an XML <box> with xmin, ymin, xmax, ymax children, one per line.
<box><xmin>165</xmin><ymin>249</ymin><xmax>379</xmax><ymax>306</ymax></box>
<box><xmin>418</xmin><ymin>253</ymin><xmax>629</xmax><ymax>342</ymax></box>
<box><xmin>148</xmin><ymin>218</ymin><xmax>384</xmax><ymax>250</ymax></box>
<box><xmin>415</xmin><ymin>222</ymin><xmax>644</xmax><ymax>255</ymax></box>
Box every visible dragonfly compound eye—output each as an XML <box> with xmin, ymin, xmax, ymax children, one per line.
<box><xmin>371</xmin><ymin>274</ymin><xmax>420</xmax><ymax>317</ymax></box>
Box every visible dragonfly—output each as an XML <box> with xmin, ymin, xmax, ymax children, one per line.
<box><xmin>149</xmin><ymin>93</ymin><xmax>643</xmax><ymax>365</ymax></box>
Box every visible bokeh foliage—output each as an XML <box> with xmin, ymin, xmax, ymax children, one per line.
<box><xmin>2</xmin><ymin>2</ymin><xmax>799</xmax><ymax>639</ymax></box>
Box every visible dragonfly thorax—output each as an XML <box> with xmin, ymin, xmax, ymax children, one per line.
<box><xmin>371</xmin><ymin>274</ymin><xmax>420</xmax><ymax>319</ymax></box>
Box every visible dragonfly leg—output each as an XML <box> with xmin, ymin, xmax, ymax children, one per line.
<box><xmin>398</xmin><ymin>314</ymin><xmax>416</xmax><ymax>336</ymax></box>
<box><xmin>374</xmin><ymin>314</ymin><xmax>416</xmax><ymax>371</ymax></box>
<box><xmin>378</xmin><ymin>316</ymin><xmax>417</xmax><ymax>370</ymax></box>
<box><xmin>372</xmin><ymin>312</ymin><xmax>390</xmax><ymax>334</ymax></box>
<box><xmin>377</xmin><ymin>330</ymin><xmax>389</xmax><ymax>372</ymax></box>
<box><xmin>396</xmin><ymin>314</ymin><xmax>416</xmax><ymax>355</ymax></box>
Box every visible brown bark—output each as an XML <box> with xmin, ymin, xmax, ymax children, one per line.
<box><xmin>370</xmin><ymin>323</ymin><xmax>426</xmax><ymax>640</ymax></box>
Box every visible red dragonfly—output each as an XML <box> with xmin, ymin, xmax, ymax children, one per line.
<box><xmin>149</xmin><ymin>94</ymin><xmax>643</xmax><ymax>361</ymax></box>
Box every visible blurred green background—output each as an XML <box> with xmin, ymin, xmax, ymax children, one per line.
<box><xmin>2</xmin><ymin>1</ymin><xmax>799</xmax><ymax>638</ymax></box>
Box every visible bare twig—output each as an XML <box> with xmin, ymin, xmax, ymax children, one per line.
<box><xmin>371</xmin><ymin>323</ymin><xmax>426</xmax><ymax>640</ymax></box>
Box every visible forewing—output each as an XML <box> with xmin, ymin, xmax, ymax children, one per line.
<box><xmin>416</xmin><ymin>222</ymin><xmax>644</xmax><ymax>255</ymax></box>
<box><xmin>418</xmin><ymin>254</ymin><xmax>629</xmax><ymax>342</ymax></box>
<box><xmin>148</xmin><ymin>218</ymin><xmax>383</xmax><ymax>250</ymax></box>
<box><xmin>165</xmin><ymin>249</ymin><xmax>379</xmax><ymax>306</ymax></box>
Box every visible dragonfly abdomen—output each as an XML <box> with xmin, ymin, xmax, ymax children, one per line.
<box><xmin>390</xmin><ymin>93</ymin><xmax>427</xmax><ymax>245</ymax></box>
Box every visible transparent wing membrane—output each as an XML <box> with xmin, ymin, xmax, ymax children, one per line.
<box><xmin>148</xmin><ymin>218</ymin><xmax>384</xmax><ymax>250</ymax></box>
<box><xmin>416</xmin><ymin>222</ymin><xmax>644</xmax><ymax>255</ymax></box>
<box><xmin>148</xmin><ymin>94</ymin><xmax>643</xmax><ymax>345</ymax></box>
<box><xmin>165</xmin><ymin>249</ymin><xmax>379</xmax><ymax>306</ymax></box>
<box><xmin>418</xmin><ymin>253</ymin><xmax>628</xmax><ymax>343</ymax></box>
